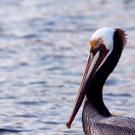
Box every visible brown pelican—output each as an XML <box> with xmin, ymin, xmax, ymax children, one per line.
<box><xmin>66</xmin><ymin>27</ymin><xmax>135</xmax><ymax>135</ymax></box>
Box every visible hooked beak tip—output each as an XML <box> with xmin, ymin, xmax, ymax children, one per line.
<box><xmin>66</xmin><ymin>121</ymin><xmax>71</xmax><ymax>129</ymax></box>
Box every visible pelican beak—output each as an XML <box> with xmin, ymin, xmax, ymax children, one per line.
<box><xmin>66</xmin><ymin>45</ymin><xmax>109</xmax><ymax>128</ymax></box>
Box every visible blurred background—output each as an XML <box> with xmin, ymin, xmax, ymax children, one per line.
<box><xmin>0</xmin><ymin>0</ymin><xmax>135</xmax><ymax>135</ymax></box>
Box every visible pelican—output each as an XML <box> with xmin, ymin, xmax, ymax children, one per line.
<box><xmin>66</xmin><ymin>27</ymin><xmax>135</xmax><ymax>135</ymax></box>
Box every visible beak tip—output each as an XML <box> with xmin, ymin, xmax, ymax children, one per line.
<box><xmin>66</xmin><ymin>121</ymin><xmax>71</xmax><ymax>129</ymax></box>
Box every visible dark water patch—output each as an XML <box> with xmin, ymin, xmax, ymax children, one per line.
<box><xmin>0</xmin><ymin>96</ymin><xmax>17</xmax><ymax>100</ymax></box>
<box><xmin>0</xmin><ymin>33</ymin><xmax>23</xmax><ymax>41</ymax></box>
<box><xmin>63</xmin><ymin>129</ymin><xmax>81</xmax><ymax>134</ymax></box>
<box><xmin>0</xmin><ymin>128</ymin><xmax>24</xmax><ymax>133</ymax></box>
<box><xmin>14</xmin><ymin>114</ymin><xmax>37</xmax><ymax>118</ymax></box>
<box><xmin>106</xmin><ymin>93</ymin><xmax>131</xmax><ymax>97</ymax></box>
<box><xmin>105</xmin><ymin>79</ymin><xmax>117</xmax><ymax>86</ymax></box>
<box><xmin>18</xmin><ymin>100</ymin><xmax>48</xmax><ymax>106</ymax></box>
<box><xmin>60</xmin><ymin>46</ymin><xmax>72</xmax><ymax>51</ymax></box>
<box><xmin>46</xmin><ymin>21</ymin><xmax>55</xmax><ymax>26</ymax></box>
<box><xmin>44</xmin><ymin>121</ymin><xmax>61</xmax><ymax>125</ymax></box>
<box><xmin>0</xmin><ymin>0</ymin><xmax>20</xmax><ymax>7</ymax></box>
<box><xmin>28</xmin><ymin>81</ymin><xmax>46</xmax><ymax>85</ymax></box>
<box><xmin>18</xmin><ymin>62</ymin><xmax>28</xmax><ymax>66</ymax></box>
<box><xmin>39</xmin><ymin>127</ymin><xmax>51</xmax><ymax>131</ymax></box>
<box><xmin>47</xmin><ymin>66</ymin><xmax>65</xmax><ymax>71</ymax></box>
<box><xmin>41</xmin><ymin>28</ymin><xmax>95</xmax><ymax>33</ymax></box>
<box><xmin>20</xmin><ymin>34</ymin><xmax>37</xmax><ymax>39</ymax></box>
<box><xmin>18</xmin><ymin>101</ymin><xmax>40</xmax><ymax>106</ymax></box>
<box><xmin>0</xmin><ymin>49</ymin><xmax>17</xmax><ymax>59</ymax></box>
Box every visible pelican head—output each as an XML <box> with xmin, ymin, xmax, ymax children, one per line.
<box><xmin>67</xmin><ymin>27</ymin><xmax>126</xmax><ymax>128</ymax></box>
<box><xmin>90</xmin><ymin>27</ymin><xmax>115</xmax><ymax>50</ymax></box>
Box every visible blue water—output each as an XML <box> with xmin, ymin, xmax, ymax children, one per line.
<box><xmin>0</xmin><ymin>0</ymin><xmax>134</xmax><ymax>134</ymax></box>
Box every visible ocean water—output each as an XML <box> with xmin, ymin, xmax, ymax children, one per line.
<box><xmin>0</xmin><ymin>0</ymin><xmax>134</xmax><ymax>134</ymax></box>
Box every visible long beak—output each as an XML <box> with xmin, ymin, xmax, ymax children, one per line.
<box><xmin>66</xmin><ymin>47</ymin><xmax>108</xmax><ymax>128</ymax></box>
